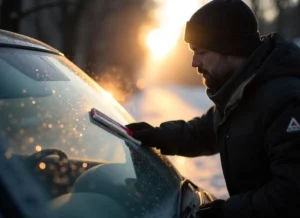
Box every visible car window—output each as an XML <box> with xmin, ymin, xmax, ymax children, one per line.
<box><xmin>0</xmin><ymin>49</ymin><xmax>127</xmax><ymax>162</ymax></box>
<box><xmin>0</xmin><ymin>48</ymin><xmax>180</xmax><ymax>218</ymax></box>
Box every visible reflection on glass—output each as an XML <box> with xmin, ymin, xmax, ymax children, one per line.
<box><xmin>0</xmin><ymin>49</ymin><xmax>179</xmax><ymax>218</ymax></box>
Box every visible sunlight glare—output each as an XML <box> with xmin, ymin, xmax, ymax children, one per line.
<box><xmin>103</xmin><ymin>91</ymin><xmax>114</xmax><ymax>100</ymax></box>
<box><xmin>147</xmin><ymin>0</ymin><xmax>200</xmax><ymax>59</ymax></box>
<box><xmin>147</xmin><ymin>29</ymin><xmax>177</xmax><ymax>59</ymax></box>
<box><xmin>175</xmin><ymin>156</ymin><xmax>186</xmax><ymax>165</ymax></box>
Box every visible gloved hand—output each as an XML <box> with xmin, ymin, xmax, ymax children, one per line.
<box><xmin>196</xmin><ymin>199</ymin><xmax>225</xmax><ymax>218</ymax></box>
<box><xmin>126</xmin><ymin>122</ymin><xmax>160</xmax><ymax>147</ymax></box>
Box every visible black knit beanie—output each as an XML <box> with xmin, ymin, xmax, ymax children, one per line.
<box><xmin>184</xmin><ymin>0</ymin><xmax>261</xmax><ymax>57</ymax></box>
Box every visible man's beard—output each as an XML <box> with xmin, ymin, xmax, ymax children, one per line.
<box><xmin>198</xmin><ymin>67</ymin><xmax>229</xmax><ymax>91</ymax></box>
<box><xmin>198</xmin><ymin>67</ymin><xmax>219</xmax><ymax>90</ymax></box>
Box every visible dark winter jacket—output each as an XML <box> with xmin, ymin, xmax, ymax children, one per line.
<box><xmin>156</xmin><ymin>33</ymin><xmax>300</xmax><ymax>217</ymax></box>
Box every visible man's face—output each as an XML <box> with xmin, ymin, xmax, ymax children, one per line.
<box><xmin>189</xmin><ymin>44</ymin><xmax>233</xmax><ymax>90</ymax></box>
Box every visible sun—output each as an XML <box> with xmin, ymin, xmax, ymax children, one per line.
<box><xmin>146</xmin><ymin>0</ymin><xmax>200</xmax><ymax>59</ymax></box>
<box><xmin>147</xmin><ymin>28</ymin><xmax>177</xmax><ymax>59</ymax></box>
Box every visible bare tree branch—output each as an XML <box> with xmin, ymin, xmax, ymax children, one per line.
<box><xmin>17</xmin><ymin>1</ymin><xmax>63</xmax><ymax>20</ymax></box>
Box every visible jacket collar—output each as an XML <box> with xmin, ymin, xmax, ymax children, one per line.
<box><xmin>206</xmin><ymin>34</ymin><xmax>274</xmax><ymax>111</ymax></box>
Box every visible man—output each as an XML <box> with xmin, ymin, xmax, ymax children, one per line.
<box><xmin>127</xmin><ymin>0</ymin><xmax>300</xmax><ymax>217</ymax></box>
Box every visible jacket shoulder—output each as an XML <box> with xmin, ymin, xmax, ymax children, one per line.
<box><xmin>254</xmin><ymin>76</ymin><xmax>300</xmax><ymax>125</ymax></box>
<box><xmin>258</xmin><ymin>76</ymin><xmax>300</xmax><ymax>101</ymax></box>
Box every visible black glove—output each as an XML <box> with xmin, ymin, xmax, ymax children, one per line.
<box><xmin>126</xmin><ymin>122</ymin><xmax>154</xmax><ymax>132</ymax></box>
<box><xmin>196</xmin><ymin>199</ymin><xmax>225</xmax><ymax>218</ymax></box>
<box><xmin>126</xmin><ymin>122</ymin><xmax>161</xmax><ymax>147</ymax></box>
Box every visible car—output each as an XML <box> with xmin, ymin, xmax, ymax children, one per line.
<box><xmin>0</xmin><ymin>29</ymin><xmax>216</xmax><ymax>218</ymax></box>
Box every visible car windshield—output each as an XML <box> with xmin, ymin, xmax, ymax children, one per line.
<box><xmin>0</xmin><ymin>48</ymin><xmax>180</xmax><ymax>218</ymax></box>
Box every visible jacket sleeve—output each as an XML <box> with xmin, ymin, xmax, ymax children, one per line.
<box><xmin>223</xmin><ymin>100</ymin><xmax>300</xmax><ymax>218</ymax></box>
<box><xmin>157</xmin><ymin>106</ymin><xmax>219</xmax><ymax>157</ymax></box>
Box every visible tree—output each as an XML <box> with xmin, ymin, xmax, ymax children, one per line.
<box><xmin>249</xmin><ymin>0</ymin><xmax>300</xmax><ymax>40</ymax></box>
<box><xmin>75</xmin><ymin>0</ymin><xmax>155</xmax><ymax>103</ymax></box>
<box><xmin>274</xmin><ymin>0</ymin><xmax>300</xmax><ymax>40</ymax></box>
<box><xmin>0</xmin><ymin>0</ymin><xmax>155</xmax><ymax>103</ymax></box>
<box><xmin>0</xmin><ymin>0</ymin><xmax>22</xmax><ymax>32</ymax></box>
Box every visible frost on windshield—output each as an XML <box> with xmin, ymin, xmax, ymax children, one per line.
<box><xmin>0</xmin><ymin>48</ymin><xmax>179</xmax><ymax>218</ymax></box>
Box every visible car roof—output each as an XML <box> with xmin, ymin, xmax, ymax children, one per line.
<box><xmin>0</xmin><ymin>29</ymin><xmax>62</xmax><ymax>55</ymax></box>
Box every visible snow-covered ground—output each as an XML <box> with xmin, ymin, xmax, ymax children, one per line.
<box><xmin>124</xmin><ymin>84</ymin><xmax>229</xmax><ymax>199</ymax></box>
